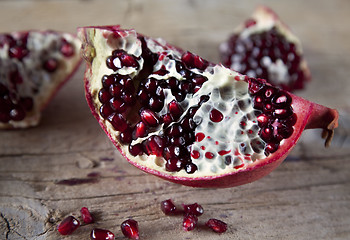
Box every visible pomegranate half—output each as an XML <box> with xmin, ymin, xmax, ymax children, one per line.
<box><xmin>220</xmin><ymin>6</ymin><xmax>311</xmax><ymax>92</ymax></box>
<box><xmin>78</xmin><ymin>26</ymin><xmax>338</xmax><ymax>188</ymax></box>
<box><xmin>0</xmin><ymin>30</ymin><xmax>81</xmax><ymax>129</ymax></box>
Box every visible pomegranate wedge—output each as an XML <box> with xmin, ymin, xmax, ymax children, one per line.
<box><xmin>0</xmin><ymin>30</ymin><xmax>81</xmax><ymax>129</ymax></box>
<box><xmin>220</xmin><ymin>6</ymin><xmax>311</xmax><ymax>92</ymax></box>
<box><xmin>78</xmin><ymin>26</ymin><xmax>338</xmax><ymax>188</ymax></box>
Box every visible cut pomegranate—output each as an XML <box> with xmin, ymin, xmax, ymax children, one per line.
<box><xmin>205</xmin><ymin>218</ymin><xmax>227</xmax><ymax>233</ymax></box>
<box><xmin>220</xmin><ymin>6</ymin><xmax>311</xmax><ymax>92</ymax></box>
<box><xmin>121</xmin><ymin>219</ymin><xmax>140</xmax><ymax>240</ymax></box>
<box><xmin>57</xmin><ymin>216</ymin><xmax>80</xmax><ymax>235</ymax></box>
<box><xmin>90</xmin><ymin>228</ymin><xmax>115</xmax><ymax>240</ymax></box>
<box><xmin>80</xmin><ymin>207</ymin><xmax>94</xmax><ymax>224</ymax></box>
<box><xmin>79</xmin><ymin>25</ymin><xmax>338</xmax><ymax>188</ymax></box>
<box><xmin>182</xmin><ymin>214</ymin><xmax>198</xmax><ymax>231</ymax></box>
<box><xmin>0</xmin><ymin>30</ymin><xmax>81</xmax><ymax>129</ymax></box>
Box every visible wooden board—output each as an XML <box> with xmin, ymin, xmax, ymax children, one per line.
<box><xmin>1</xmin><ymin>0</ymin><xmax>350</xmax><ymax>239</ymax></box>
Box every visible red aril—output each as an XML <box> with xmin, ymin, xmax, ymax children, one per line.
<box><xmin>80</xmin><ymin>207</ymin><xmax>94</xmax><ymax>224</ymax></box>
<box><xmin>90</xmin><ymin>228</ymin><xmax>115</xmax><ymax>240</ymax></box>
<box><xmin>79</xmin><ymin>25</ymin><xmax>338</xmax><ymax>188</ymax></box>
<box><xmin>205</xmin><ymin>218</ymin><xmax>227</xmax><ymax>233</ymax></box>
<box><xmin>57</xmin><ymin>216</ymin><xmax>80</xmax><ymax>235</ymax></box>
<box><xmin>0</xmin><ymin>30</ymin><xmax>81</xmax><ymax>129</ymax></box>
<box><xmin>220</xmin><ymin>6</ymin><xmax>311</xmax><ymax>92</ymax></box>
<box><xmin>121</xmin><ymin>219</ymin><xmax>140</xmax><ymax>240</ymax></box>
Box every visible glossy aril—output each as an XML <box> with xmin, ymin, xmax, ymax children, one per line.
<box><xmin>90</xmin><ymin>228</ymin><xmax>115</xmax><ymax>240</ymax></box>
<box><xmin>183</xmin><ymin>214</ymin><xmax>198</xmax><ymax>231</ymax></box>
<box><xmin>79</xmin><ymin>25</ymin><xmax>338</xmax><ymax>188</ymax></box>
<box><xmin>57</xmin><ymin>216</ymin><xmax>80</xmax><ymax>235</ymax></box>
<box><xmin>220</xmin><ymin>6</ymin><xmax>311</xmax><ymax>92</ymax></box>
<box><xmin>121</xmin><ymin>219</ymin><xmax>140</xmax><ymax>240</ymax></box>
<box><xmin>160</xmin><ymin>199</ymin><xmax>178</xmax><ymax>215</ymax></box>
<box><xmin>183</xmin><ymin>203</ymin><xmax>204</xmax><ymax>216</ymax></box>
<box><xmin>0</xmin><ymin>30</ymin><xmax>81</xmax><ymax>129</ymax></box>
<box><xmin>206</xmin><ymin>218</ymin><xmax>227</xmax><ymax>233</ymax></box>
<box><xmin>80</xmin><ymin>207</ymin><xmax>94</xmax><ymax>224</ymax></box>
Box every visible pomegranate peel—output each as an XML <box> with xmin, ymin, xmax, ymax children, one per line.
<box><xmin>220</xmin><ymin>6</ymin><xmax>311</xmax><ymax>92</ymax></box>
<box><xmin>0</xmin><ymin>30</ymin><xmax>81</xmax><ymax>129</ymax></box>
<box><xmin>78</xmin><ymin>25</ymin><xmax>338</xmax><ymax>188</ymax></box>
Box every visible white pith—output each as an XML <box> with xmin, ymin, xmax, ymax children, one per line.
<box><xmin>85</xmin><ymin>28</ymin><xmax>273</xmax><ymax>178</ymax></box>
<box><xmin>219</xmin><ymin>6</ymin><xmax>308</xmax><ymax>87</ymax></box>
<box><xmin>0</xmin><ymin>31</ymin><xmax>81</xmax><ymax>129</ymax></box>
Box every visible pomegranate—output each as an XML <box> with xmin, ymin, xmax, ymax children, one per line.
<box><xmin>220</xmin><ymin>6</ymin><xmax>311</xmax><ymax>91</ymax></box>
<box><xmin>57</xmin><ymin>215</ymin><xmax>80</xmax><ymax>235</ymax></box>
<box><xmin>80</xmin><ymin>206</ymin><xmax>94</xmax><ymax>224</ymax></box>
<box><xmin>0</xmin><ymin>30</ymin><xmax>81</xmax><ymax>129</ymax></box>
<box><xmin>90</xmin><ymin>228</ymin><xmax>115</xmax><ymax>240</ymax></box>
<box><xmin>160</xmin><ymin>199</ymin><xmax>178</xmax><ymax>215</ymax></box>
<box><xmin>182</xmin><ymin>214</ymin><xmax>198</xmax><ymax>231</ymax></box>
<box><xmin>205</xmin><ymin>218</ymin><xmax>227</xmax><ymax>233</ymax></box>
<box><xmin>121</xmin><ymin>219</ymin><xmax>140</xmax><ymax>240</ymax></box>
<box><xmin>78</xmin><ymin>25</ymin><xmax>338</xmax><ymax>188</ymax></box>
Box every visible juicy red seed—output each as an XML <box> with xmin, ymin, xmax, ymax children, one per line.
<box><xmin>143</xmin><ymin>135</ymin><xmax>165</xmax><ymax>156</ymax></box>
<box><xmin>206</xmin><ymin>218</ymin><xmax>227</xmax><ymax>233</ymax></box>
<box><xmin>185</xmin><ymin>163</ymin><xmax>198</xmax><ymax>174</ymax></box>
<box><xmin>265</xmin><ymin>142</ymin><xmax>279</xmax><ymax>154</ymax></box>
<box><xmin>205</xmin><ymin>152</ymin><xmax>215</xmax><ymax>159</ymax></box>
<box><xmin>272</xmin><ymin>92</ymin><xmax>292</xmax><ymax>107</ymax></box>
<box><xmin>273</xmin><ymin>107</ymin><xmax>293</xmax><ymax>119</ymax></box>
<box><xmin>107</xmin><ymin>113</ymin><xmax>128</xmax><ymax>132</ymax></box>
<box><xmin>100</xmin><ymin>104</ymin><xmax>114</xmax><ymax>118</ymax></box>
<box><xmin>257</xmin><ymin>114</ymin><xmax>269</xmax><ymax>127</ymax></box>
<box><xmin>168</xmin><ymin>100</ymin><xmax>183</xmax><ymax>119</ymax></box>
<box><xmin>183</xmin><ymin>214</ymin><xmax>198</xmax><ymax>231</ymax></box>
<box><xmin>260</xmin><ymin>126</ymin><xmax>274</xmax><ymax>141</ymax></box>
<box><xmin>183</xmin><ymin>203</ymin><xmax>204</xmax><ymax>216</ymax></box>
<box><xmin>129</xmin><ymin>143</ymin><xmax>143</xmax><ymax>156</ymax></box>
<box><xmin>110</xmin><ymin>98</ymin><xmax>127</xmax><ymax>113</ymax></box>
<box><xmin>133</xmin><ymin>121</ymin><xmax>148</xmax><ymax>139</ymax></box>
<box><xmin>163</xmin><ymin>145</ymin><xmax>181</xmax><ymax>160</ymax></box>
<box><xmin>90</xmin><ymin>228</ymin><xmax>115</xmax><ymax>240</ymax></box>
<box><xmin>160</xmin><ymin>199</ymin><xmax>177</xmax><ymax>215</ymax></box>
<box><xmin>181</xmin><ymin>51</ymin><xmax>194</xmax><ymax>66</ymax></box>
<box><xmin>140</xmin><ymin>109</ymin><xmax>159</xmax><ymax>127</ymax></box>
<box><xmin>98</xmin><ymin>89</ymin><xmax>111</xmax><ymax>103</ymax></box>
<box><xmin>193</xmin><ymin>55</ymin><xmax>208</xmax><ymax>70</ymax></box>
<box><xmin>102</xmin><ymin>75</ymin><xmax>115</xmax><ymax>88</ymax></box>
<box><xmin>80</xmin><ymin>207</ymin><xmax>94</xmax><ymax>224</ymax></box>
<box><xmin>165</xmin><ymin>158</ymin><xmax>183</xmax><ymax>172</ymax></box>
<box><xmin>121</xmin><ymin>54</ymin><xmax>139</xmax><ymax>68</ymax></box>
<box><xmin>120</xmin><ymin>127</ymin><xmax>133</xmax><ymax>144</ymax></box>
<box><xmin>144</xmin><ymin>78</ymin><xmax>157</xmax><ymax>92</ymax></box>
<box><xmin>109</xmin><ymin>84</ymin><xmax>123</xmax><ymax>98</ymax></box>
<box><xmin>121</xmin><ymin>219</ymin><xmax>139</xmax><ymax>240</ymax></box>
<box><xmin>210</xmin><ymin>109</ymin><xmax>223</xmax><ymax>122</ymax></box>
<box><xmin>57</xmin><ymin>216</ymin><xmax>80</xmax><ymax>235</ymax></box>
<box><xmin>9</xmin><ymin>46</ymin><xmax>28</xmax><ymax>60</ymax></box>
<box><xmin>9</xmin><ymin>107</ymin><xmax>25</xmax><ymax>121</ymax></box>
<box><xmin>60</xmin><ymin>41</ymin><xmax>75</xmax><ymax>57</ymax></box>
<box><xmin>148</xmin><ymin>97</ymin><xmax>163</xmax><ymax>112</ymax></box>
<box><xmin>166</xmin><ymin>124</ymin><xmax>183</xmax><ymax>137</ymax></box>
<box><xmin>191</xmin><ymin>75</ymin><xmax>207</xmax><ymax>86</ymax></box>
<box><xmin>162</xmin><ymin>113</ymin><xmax>173</xmax><ymax>126</ymax></box>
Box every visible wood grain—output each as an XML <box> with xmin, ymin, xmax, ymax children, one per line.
<box><xmin>1</xmin><ymin>0</ymin><xmax>350</xmax><ymax>239</ymax></box>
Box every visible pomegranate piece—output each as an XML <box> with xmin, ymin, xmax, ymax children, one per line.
<box><xmin>80</xmin><ymin>207</ymin><xmax>94</xmax><ymax>224</ymax></box>
<box><xmin>160</xmin><ymin>199</ymin><xmax>178</xmax><ymax>215</ymax></box>
<box><xmin>0</xmin><ymin>30</ymin><xmax>81</xmax><ymax>129</ymax></box>
<box><xmin>182</xmin><ymin>214</ymin><xmax>198</xmax><ymax>231</ymax></box>
<box><xmin>205</xmin><ymin>218</ymin><xmax>227</xmax><ymax>233</ymax></box>
<box><xmin>220</xmin><ymin>6</ymin><xmax>311</xmax><ymax>92</ymax></box>
<box><xmin>57</xmin><ymin>216</ymin><xmax>80</xmax><ymax>235</ymax></box>
<box><xmin>79</xmin><ymin>25</ymin><xmax>338</xmax><ymax>188</ymax></box>
<box><xmin>90</xmin><ymin>228</ymin><xmax>115</xmax><ymax>240</ymax></box>
<box><xmin>121</xmin><ymin>219</ymin><xmax>140</xmax><ymax>240</ymax></box>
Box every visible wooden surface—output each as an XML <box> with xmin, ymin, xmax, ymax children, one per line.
<box><xmin>1</xmin><ymin>0</ymin><xmax>350</xmax><ymax>239</ymax></box>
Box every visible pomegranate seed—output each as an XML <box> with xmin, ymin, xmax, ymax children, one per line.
<box><xmin>165</xmin><ymin>158</ymin><xmax>183</xmax><ymax>172</ymax></box>
<box><xmin>160</xmin><ymin>199</ymin><xmax>177</xmax><ymax>215</ymax></box>
<box><xmin>209</xmin><ymin>109</ymin><xmax>224</xmax><ymax>122</ymax></box>
<box><xmin>168</xmin><ymin>100</ymin><xmax>183</xmax><ymax>119</ymax></box>
<box><xmin>133</xmin><ymin>121</ymin><xmax>148</xmax><ymax>138</ymax></box>
<box><xmin>9</xmin><ymin>108</ymin><xmax>25</xmax><ymax>121</ymax></box>
<box><xmin>183</xmin><ymin>203</ymin><xmax>204</xmax><ymax>216</ymax></box>
<box><xmin>61</xmin><ymin>41</ymin><xmax>75</xmax><ymax>57</ymax></box>
<box><xmin>90</xmin><ymin>228</ymin><xmax>115</xmax><ymax>240</ymax></box>
<box><xmin>107</xmin><ymin>113</ymin><xmax>128</xmax><ymax>132</ymax></box>
<box><xmin>43</xmin><ymin>58</ymin><xmax>58</xmax><ymax>72</ymax></box>
<box><xmin>57</xmin><ymin>216</ymin><xmax>80</xmax><ymax>235</ymax></box>
<box><xmin>121</xmin><ymin>219</ymin><xmax>139</xmax><ymax>240</ymax></box>
<box><xmin>140</xmin><ymin>109</ymin><xmax>159</xmax><ymax>127</ymax></box>
<box><xmin>80</xmin><ymin>207</ymin><xmax>94</xmax><ymax>224</ymax></box>
<box><xmin>143</xmin><ymin>135</ymin><xmax>165</xmax><ymax>156</ymax></box>
<box><xmin>129</xmin><ymin>143</ymin><xmax>143</xmax><ymax>156</ymax></box>
<box><xmin>183</xmin><ymin>214</ymin><xmax>198</xmax><ymax>231</ymax></box>
<box><xmin>205</xmin><ymin>218</ymin><xmax>227</xmax><ymax>233</ymax></box>
<box><xmin>98</xmin><ymin>88</ymin><xmax>112</xmax><ymax>103</ymax></box>
<box><xmin>120</xmin><ymin>127</ymin><xmax>133</xmax><ymax>144</ymax></box>
<box><xmin>9</xmin><ymin>46</ymin><xmax>28</xmax><ymax>60</ymax></box>
<box><xmin>185</xmin><ymin>163</ymin><xmax>198</xmax><ymax>174</ymax></box>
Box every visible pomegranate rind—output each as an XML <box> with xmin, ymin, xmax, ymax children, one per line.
<box><xmin>220</xmin><ymin>6</ymin><xmax>311</xmax><ymax>92</ymax></box>
<box><xmin>79</xmin><ymin>26</ymin><xmax>338</xmax><ymax>188</ymax></box>
<box><xmin>0</xmin><ymin>30</ymin><xmax>81</xmax><ymax>129</ymax></box>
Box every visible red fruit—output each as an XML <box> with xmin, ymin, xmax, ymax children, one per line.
<box><xmin>183</xmin><ymin>214</ymin><xmax>198</xmax><ymax>231</ymax></box>
<box><xmin>57</xmin><ymin>216</ymin><xmax>80</xmax><ymax>235</ymax></box>
<box><xmin>90</xmin><ymin>228</ymin><xmax>115</xmax><ymax>240</ymax></box>
<box><xmin>205</xmin><ymin>218</ymin><xmax>227</xmax><ymax>233</ymax></box>
<box><xmin>0</xmin><ymin>30</ymin><xmax>81</xmax><ymax>129</ymax></box>
<box><xmin>79</xmin><ymin>25</ymin><xmax>338</xmax><ymax>188</ymax></box>
<box><xmin>80</xmin><ymin>207</ymin><xmax>94</xmax><ymax>224</ymax></box>
<box><xmin>220</xmin><ymin>6</ymin><xmax>311</xmax><ymax>92</ymax></box>
<box><xmin>183</xmin><ymin>203</ymin><xmax>204</xmax><ymax>216</ymax></box>
<box><xmin>160</xmin><ymin>199</ymin><xmax>178</xmax><ymax>215</ymax></box>
<box><xmin>121</xmin><ymin>219</ymin><xmax>140</xmax><ymax>240</ymax></box>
